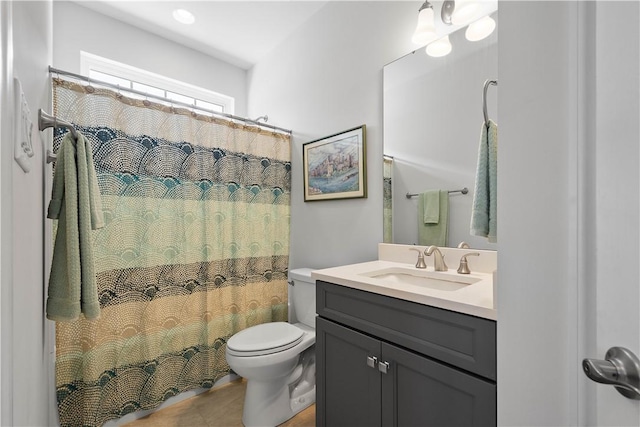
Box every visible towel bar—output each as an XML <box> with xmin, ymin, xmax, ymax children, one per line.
<box><xmin>406</xmin><ymin>187</ymin><xmax>469</xmax><ymax>199</ymax></box>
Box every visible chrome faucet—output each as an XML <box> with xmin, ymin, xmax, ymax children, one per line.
<box><xmin>424</xmin><ymin>246</ymin><xmax>448</xmax><ymax>271</ymax></box>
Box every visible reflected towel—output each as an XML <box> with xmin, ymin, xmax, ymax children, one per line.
<box><xmin>46</xmin><ymin>132</ymin><xmax>104</xmax><ymax>322</ymax></box>
<box><xmin>422</xmin><ymin>190</ymin><xmax>440</xmax><ymax>224</ymax></box>
<box><xmin>418</xmin><ymin>190</ymin><xmax>448</xmax><ymax>246</ymax></box>
<box><xmin>470</xmin><ymin>120</ymin><xmax>498</xmax><ymax>243</ymax></box>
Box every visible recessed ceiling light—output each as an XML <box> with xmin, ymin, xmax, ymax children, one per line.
<box><xmin>173</xmin><ymin>9</ymin><xmax>195</xmax><ymax>25</ymax></box>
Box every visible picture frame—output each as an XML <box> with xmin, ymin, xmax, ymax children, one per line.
<box><xmin>303</xmin><ymin>125</ymin><xmax>367</xmax><ymax>201</ymax></box>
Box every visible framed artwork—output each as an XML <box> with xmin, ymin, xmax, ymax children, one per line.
<box><xmin>303</xmin><ymin>125</ymin><xmax>367</xmax><ymax>201</ymax></box>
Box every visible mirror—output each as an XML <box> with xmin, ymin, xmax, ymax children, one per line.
<box><xmin>383</xmin><ymin>13</ymin><xmax>498</xmax><ymax>250</ymax></box>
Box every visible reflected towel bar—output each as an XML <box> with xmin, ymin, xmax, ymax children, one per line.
<box><xmin>406</xmin><ymin>187</ymin><xmax>469</xmax><ymax>199</ymax></box>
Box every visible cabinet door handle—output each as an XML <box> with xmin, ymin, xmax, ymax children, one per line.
<box><xmin>367</xmin><ymin>355</ymin><xmax>378</xmax><ymax>369</ymax></box>
<box><xmin>378</xmin><ymin>361</ymin><xmax>390</xmax><ymax>374</ymax></box>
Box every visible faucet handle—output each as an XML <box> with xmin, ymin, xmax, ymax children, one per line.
<box><xmin>457</xmin><ymin>241</ymin><xmax>470</xmax><ymax>249</ymax></box>
<box><xmin>457</xmin><ymin>252</ymin><xmax>480</xmax><ymax>274</ymax></box>
<box><xmin>409</xmin><ymin>248</ymin><xmax>427</xmax><ymax>269</ymax></box>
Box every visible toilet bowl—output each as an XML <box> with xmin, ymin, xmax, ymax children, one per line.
<box><xmin>225</xmin><ymin>268</ymin><xmax>316</xmax><ymax>427</ymax></box>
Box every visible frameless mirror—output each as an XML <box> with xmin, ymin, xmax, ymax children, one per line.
<box><xmin>383</xmin><ymin>13</ymin><xmax>498</xmax><ymax>250</ymax></box>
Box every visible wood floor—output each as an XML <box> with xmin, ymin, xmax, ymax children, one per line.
<box><xmin>122</xmin><ymin>379</ymin><xmax>316</xmax><ymax>427</ymax></box>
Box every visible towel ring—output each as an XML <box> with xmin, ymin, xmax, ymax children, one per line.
<box><xmin>483</xmin><ymin>79</ymin><xmax>498</xmax><ymax>126</ymax></box>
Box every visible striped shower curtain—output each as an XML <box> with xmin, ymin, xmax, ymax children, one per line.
<box><xmin>50</xmin><ymin>78</ymin><xmax>291</xmax><ymax>426</ymax></box>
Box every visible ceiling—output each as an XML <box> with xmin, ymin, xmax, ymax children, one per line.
<box><xmin>73</xmin><ymin>1</ymin><xmax>329</xmax><ymax>70</ymax></box>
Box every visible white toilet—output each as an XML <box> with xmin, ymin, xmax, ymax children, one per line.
<box><xmin>226</xmin><ymin>268</ymin><xmax>316</xmax><ymax>427</ymax></box>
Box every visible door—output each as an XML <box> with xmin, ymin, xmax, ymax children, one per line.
<box><xmin>579</xmin><ymin>2</ymin><xmax>640</xmax><ymax>425</ymax></box>
<box><xmin>500</xmin><ymin>1</ymin><xmax>640</xmax><ymax>426</ymax></box>
<box><xmin>498</xmin><ymin>1</ymin><xmax>639</xmax><ymax>425</ymax></box>
<box><xmin>381</xmin><ymin>342</ymin><xmax>496</xmax><ymax>427</ymax></box>
<box><xmin>316</xmin><ymin>317</ymin><xmax>381</xmax><ymax>427</ymax></box>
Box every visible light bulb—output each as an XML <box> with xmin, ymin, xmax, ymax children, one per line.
<box><xmin>412</xmin><ymin>5</ymin><xmax>437</xmax><ymax>45</ymax></box>
<box><xmin>465</xmin><ymin>15</ymin><xmax>496</xmax><ymax>41</ymax></box>
<box><xmin>173</xmin><ymin>9</ymin><xmax>195</xmax><ymax>25</ymax></box>
<box><xmin>426</xmin><ymin>35</ymin><xmax>452</xmax><ymax>57</ymax></box>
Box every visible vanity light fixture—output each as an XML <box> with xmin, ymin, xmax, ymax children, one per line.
<box><xmin>173</xmin><ymin>8</ymin><xmax>195</xmax><ymax>25</ymax></box>
<box><xmin>451</xmin><ymin>0</ymin><xmax>484</xmax><ymax>26</ymax></box>
<box><xmin>426</xmin><ymin>35</ymin><xmax>452</xmax><ymax>57</ymax></box>
<box><xmin>441</xmin><ymin>0</ymin><xmax>455</xmax><ymax>25</ymax></box>
<box><xmin>412</xmin><ymin>1</ymin><xmax>438</xmax><ymax>46</ymax></box>
<box><xmin>465</xmin><ymin>15</ymin><xmax>496</xmax><ymax>41</ymax></box>
<box><xmin>413</xmin><ymin>0</ymin><xmax>495</xmax><ymax>58</ymax></box>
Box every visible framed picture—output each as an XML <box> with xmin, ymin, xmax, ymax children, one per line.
<box><xmin>303</xmin><ymin>125</ymin><xmax>367</xmax><ymax>201</ymax></box>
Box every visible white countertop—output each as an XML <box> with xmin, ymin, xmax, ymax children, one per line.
<box><xmin>312</xmin><ymin>259</ymin><xmax>497</xmax><ymax>320</ymax></box>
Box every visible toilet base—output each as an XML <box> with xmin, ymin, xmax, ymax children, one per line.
<box><xmin>242</xmin><ymin>379</ymin><xmax>315</xmax><ymax>427</ymax></box>
<box><xmin>289</xmin><ymin>386</ymin><xmax>315</xmax><ymax>419</ymax></box>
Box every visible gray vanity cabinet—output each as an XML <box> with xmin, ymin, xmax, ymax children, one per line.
<box><xmin>316</xmin><ymin>280</ymin><xmax>497</xmax><ymax>427</ymax></box>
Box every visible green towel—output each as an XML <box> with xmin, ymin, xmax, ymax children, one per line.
<box><xmin>471</xmin><ymin>120</ymin><xmax>498</xmax><ymax>243</ymax></box>
<box><xmin>418</xmin><ymin>190</ymin><xmax>448</xmax><ymax>246</ymax></box>
<box><xmin>422</xmin><ymin>190</ymin><xmax>440</xmax><ymax>223</ymax></box>
<box><xmin>46</xmin><ymin>133</ymin><xmax>104</xmax><ymax>322</ymax></box>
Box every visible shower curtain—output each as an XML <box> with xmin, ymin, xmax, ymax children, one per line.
<box><xmin>50</xmin><ymin>78</ymin><xmax>291</xmax><ymax>426</ymax></box>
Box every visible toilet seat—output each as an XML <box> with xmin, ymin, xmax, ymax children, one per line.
<box><xmin>227</xmin><ymin>322</ymin><xmax>304</xmax><ymax>357</ymax></box>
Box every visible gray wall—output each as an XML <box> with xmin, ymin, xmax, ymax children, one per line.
<box><xmin>53</xmin><ymin>1</ymin><xmax>248</xmax><ymax>117</ymax></box>
<box><xmin>248</xmin><ymin>1</ymin><xmax>418</xmax><ymax>270</ymax></box>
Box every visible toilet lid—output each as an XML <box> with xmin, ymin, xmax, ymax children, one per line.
<box><xmin>227</xmin><ymin>322</ymin><xmax>304</xmax><ymax>356</ymax></box>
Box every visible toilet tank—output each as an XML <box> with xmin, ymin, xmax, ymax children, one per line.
<box><xmin>288</xmin><ymin>268</ymin><xmax>316</xmax><ymax>328</ymax></box>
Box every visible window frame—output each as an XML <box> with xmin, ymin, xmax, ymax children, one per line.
<box><xmin>80</xmin><ymin>51</ymin><xmax>235</xmax><ymax>114</ymax></box>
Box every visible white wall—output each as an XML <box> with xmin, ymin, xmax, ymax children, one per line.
<box><xmin>248</xmin><ymin>1</ymin><xmax>418</xmax><ymax>270</ymax></box>
<box><xmin>1</xmin><ymin>1</ymin><xmax>54</xmax><ymax>426</ymax></box>
<box><xmin>498</xmin><ymin>1</ymin><xmax>579</xmax><ymax>424</ymax></box>
<box><xmin>53</xmin><ymin>1</ymin><xmax>248</xmax><ymax>117</ymax></box>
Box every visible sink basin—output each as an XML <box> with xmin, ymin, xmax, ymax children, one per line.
<box><xmin>359</xmin><ymin>267</ymin><xmax>481</xmax><ymax>292</ymax></box>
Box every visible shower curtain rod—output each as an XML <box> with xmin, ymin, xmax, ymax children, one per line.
<box><xmin>48</xmin><ymin>66</ymin><xmax>293</xmax><ymax>135</ymax></box>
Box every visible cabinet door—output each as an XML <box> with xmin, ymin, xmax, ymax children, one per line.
<box><xmin>316</xmin><ymin>317</ymin><xmax>381</xmax><ymax>427</ymax></box>
<box><xmin>381</xmin><ymin>342</ymin><xmax>496</xmax><ymax>427</ymax></box>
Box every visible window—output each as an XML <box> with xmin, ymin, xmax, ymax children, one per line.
<box><xmin>80</xmin><ymin>52</ymin><xmax>234</xmax><ymax>114</ymax></box>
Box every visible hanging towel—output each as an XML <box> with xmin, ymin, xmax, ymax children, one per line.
<box><xmin>422</xmin><ymin>190</ymin><xmax>440</xmax><ymax>224</ymax></box>
<box><xmin>418</xmin><ymin>190</ymin><xmax>448</xmax><ymax>246</ymax></box>
<box><xmin>46</xmin><ymin>132</ymin><xmax>104</xmax><ymax>322</ymax></box>
<box><xmin>470</xmin><ymin>120</ymin><xmax>498</xmax><ymax>243</ymax></box>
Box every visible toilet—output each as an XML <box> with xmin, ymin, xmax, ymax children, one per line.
<box><xmin>226</xmin><ymin>268</ymin><xmax>316</xmax><ymax>427</ymax></box>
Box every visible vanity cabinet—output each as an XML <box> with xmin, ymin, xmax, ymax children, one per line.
<box><xmin>316</xmin><ymin>280</ymin><xmax>496</xmax><ymax>427</ymax></box>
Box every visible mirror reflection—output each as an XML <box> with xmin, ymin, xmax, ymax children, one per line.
<box><xmin>383</xmin><ymin>13</ymin><xmax>498</xmax><ymax>250</ymax></box>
